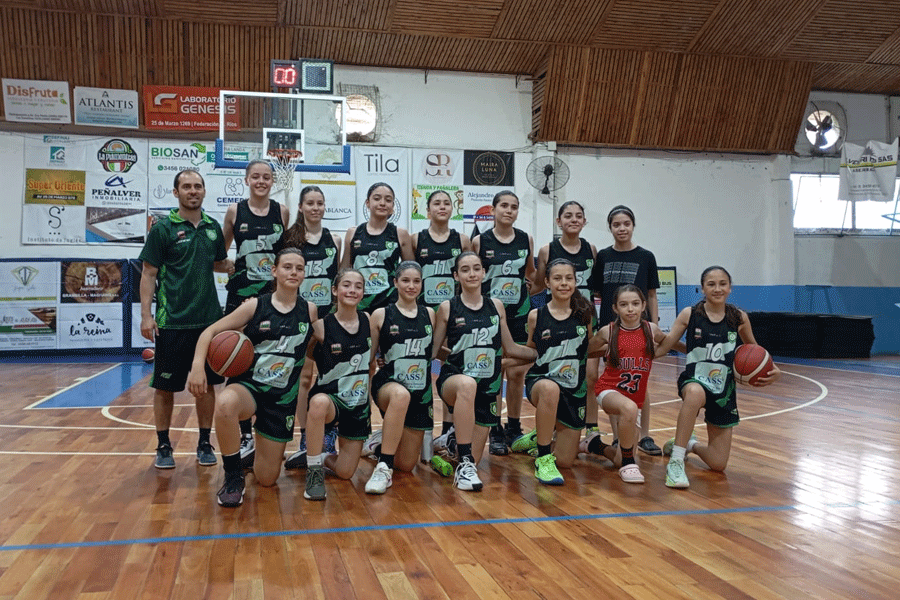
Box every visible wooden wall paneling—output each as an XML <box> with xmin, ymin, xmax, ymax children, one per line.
<box><xmin>592</xmin><ymin>0</ymin><xmax>719</xmax><ymax>52</ymax></box>
<box><xmin>390</xmin><ymin>0</ymin><xmax>501</xmax><ymax>38</ymax></box>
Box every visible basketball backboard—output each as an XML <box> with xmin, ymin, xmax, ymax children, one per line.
<box><xmin>214</xmin><ymin>90</ymin><xmax>351</xmax><ymax>173</ymax></box>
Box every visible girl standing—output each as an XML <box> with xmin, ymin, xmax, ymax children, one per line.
<box><xmin>522</xmin><ymin>259</ymin><xmax>597</xmax><ymax>485</ymax></box>
<box><xmin>365</xmin><ymin>262</ymin><xmax>435</xmax><ymax>494</ymax></box>
<box><xmin>341</xmin><ymin>182</ymin><xmax>414</xmax><ymax>313</ymax></box>
<box><xmin>588</xmin><ymin>205</ymin><xmax>662</xmax><ymax>455</ymax></box>
<box><xmin>472</xmin><ymin>190</ymin><xmax>536</xmax><ymax>455</ymax></box>
<box><xmin>431</xmin><ymin>252</ymin><xmax>537</xmax><ymax>491</ymax></box>
<box><xmin>655</xmin><ymin>266</ymin><xmax>780</xmax><ymax>489</ymax></box>
<box><xmin>303</xmin><ymin>269</ymin><xmax>373</xmax><ymax>501</ymax></box>
<box><xmin>186</xmin><ymin>248</ymin><xmax>316</xmax><ymax>507</ymax></box>
<box><xmin>282</xmin><ymin>186</ymin><xmax>343</xmax><ymax>470</ymax></box>
<box><xmin>222</xmin><ymin>160</ymin><xmax>291</xmax><ymax>466</ymax></box>
<box><xmin>580</xmin><ymin>284</ymin><xmax>668</xmax><ymax>484</ymax></box>
<box><xmin>413</xmin><ymin>190</ymin><xmax>472</xmax><ymax>438</ymax></box>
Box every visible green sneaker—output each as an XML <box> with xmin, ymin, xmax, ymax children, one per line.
<box><xmin>304</xmin><ymin>465</ymin><xmax>326</xmax><ymax>500</ymax></box>
<box><xmin>665</xmin><ymin>458</ymin><xmax>689</xmax><ymax>489</ymax></box>
<box><xmin>430</xmin><ymin>455</ymin><xmax>453</xmax><ymax>477</ymax></box>
<box><xmin>534</xmin><ymin>454</ymin><xmax>564</xmax><ymax>485</ymax></box>
<box><xmin>663</xmin><ymin>431</ymin><xmax>696</xmax><ymax>456</ymax></box>
<box><xmin>510</xmin><ymin>429</ymin><xmax>538</xmax><ymax>453</ymax></box>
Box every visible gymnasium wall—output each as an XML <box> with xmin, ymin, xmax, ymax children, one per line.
<box><xmin>0</xmin><ymin>67</ymin><xmax>898</xmax><ymax>353</ymax></box>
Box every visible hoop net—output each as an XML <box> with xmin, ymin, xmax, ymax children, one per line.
<box><xmin>267</xmin><ymin>149</ymin><xmax>303</xmax><ymax>203</ymax></box>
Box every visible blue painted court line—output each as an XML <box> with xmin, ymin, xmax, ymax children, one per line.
<box><xmin>33</xmin><ymin>363</ymin><xmax>152</xmax><ymax>409</ymax></box>
<box><xmin>2</xmin><ymin>499</ymin><xmax>897</xmax><ymax>553</ymax></box>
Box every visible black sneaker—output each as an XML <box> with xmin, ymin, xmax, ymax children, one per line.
<box><xmin>155</xmin><ymin>443</ymin><xmax>175</xmax><ymax>469</ymax></box>
<box><xmin>284</xmin><ymin>431</ymin><xmax>307</xmax><ymax>469</ymax></box>
<box><xmin>217</xmin><ymin>470</ymin><xmax>245</xmax><ymax>507</ymax></box>
<box><xmin>638</xmin><ymin>436</ymin><xmax>662</xmax><ymax>456</ymax></box>
<box><xmin>489</xmin><ymin>425</ymin><xmax>509</xmax><ymax>456</ymax></box>
<box><xmin>197</xmin><ymin>442</ymin><xmax>217</xmax><ymax>466</ymax></box>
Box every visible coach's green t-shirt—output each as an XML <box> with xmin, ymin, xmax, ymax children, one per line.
<box><xmin>139</xmin><ymin>209</ymin><xmax>227</xmax><ymax>329</ymax></box>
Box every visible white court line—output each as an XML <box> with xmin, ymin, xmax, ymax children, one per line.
<box><xmin>23</xmin><ymin>363</ymin><xmax>122</xmax><ymax>409</ymax></box>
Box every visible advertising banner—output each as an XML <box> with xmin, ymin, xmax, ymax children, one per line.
<box><xmin>355</xmin><ymin>146</ymin><xmax>409</xmax><ymax>230</ymax></box>
<box><xmin>74</xmin><ymin>87</ymin><xmax>139</xmax><ymax>128</ymax></box>
<box><xmin>143</xmin><ymin>86</ymin><xmax>239</xmax><ymax>131</ymax></box>
<box><xmin>0</xmin><ymin>261</ymin><xmax>60</xmax><ymax>350</ymax></box>
<box><xmin>58</xmin><ymin>304</ymin><xmax>122</xmax><ymax>349</ymax></box>
<box><xmin>656</xmin><ymin>266</ymin><xmax>678</xmax><ymax>333</ymax></box>
<box><xmin>411</xmin><ymin>149</ymin><xmax>463</xmax><ymax>234</ymax></box>
<box><xmin>2</xmin><ymin>79</ymin><xmax>71</xmax><ymax>123</ymax></box>
<box><xmin>839</xmin><ymin>138</ymin><xmax>899</xmax><ymax>202</ymax></box>
<box><xmin>23</xmin><ymin>134</ymin><xmax>85</xmax><ymax>170</ymax></box>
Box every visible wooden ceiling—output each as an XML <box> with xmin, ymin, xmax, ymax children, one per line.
<box><xmin>2</xmin><ymin>0</ymin><xmax>900</xmax><ymax>153</ymax></box>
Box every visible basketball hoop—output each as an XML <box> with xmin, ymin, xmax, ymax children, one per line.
<box><xmin>268</xmin><ymin>148</ymin><xmax>303</xmax><ymax>203</ymax></box>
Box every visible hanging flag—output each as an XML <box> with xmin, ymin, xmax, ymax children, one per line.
<box><xmin>839</xmin><ymin>139</ymin><xmax>898</xmax><ymax>202</ymax></box>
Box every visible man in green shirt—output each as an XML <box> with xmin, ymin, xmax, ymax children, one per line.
<box><xmin>139</xmin><ymin>169</ymin><xmax>233</xmax><ymax>469</ymax></box>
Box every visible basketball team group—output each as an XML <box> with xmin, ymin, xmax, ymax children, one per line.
<box><xmin>138</xmin><ymin>162</ymin><xmax>780</xmax><ymax>508</ymax></box>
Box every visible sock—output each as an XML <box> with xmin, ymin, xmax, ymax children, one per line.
<box><xmin>621</xmin><ymin>445</ymin><xmax>635</xmax><ymax>467</ymax></box>
<box><xmin>490</xmin><ymin>425</ymin><xmax>503</xmax><ymax>436</ymax></box>
<box><xmin>373</xmin><ymin>444</ymin><xmax>382</xmax><ymax>456</ymax></box>
<box><xmin>537</xmin><ymin>443</ymin><xmax>552</xmax><ymax>457</ymax></box>
<box><xmin>307</xmin><ymin>453</ymin><xmax>324</xmax><ymax>467</ymax></box>
<box><xmin>507</xmin><ymin>417</ymin><xmax>521</xmax><ymax>433</ymax></box>
<box><xmin>239</xmin><ymin>419</ymin><xmax>252</xmax><ymax>436</ymax></box>
<box><xmin>222</xmin><ymin>451</ymin><xmax>241</xmax><ymax>473</ymax></box>
<box><xmin>379</xmin><ymin>453</ymin><xmax>395</xmax><ymax>469</ymax></box>
<box><xmin>587</xmin><ymin>436</ymin><xmax>608</xmax><ymax>456</ymax></box>
<box><xmin>156</xmin><ymin>430</ymin><xmax>171</xmax><ymax>447</ymax></box>
<box><xmin>585</xmin><ymin>422</ymin><xmax>598</xmax><ymax>431</ymax></box>
<box><xmin>671</xmin><ymin>446</ymin><xmax>686</xmax><ymax>461</ymax></box>
<box><xmin>686</xmin><ymin>437</ymin><xmax>698</xmax><ymax>453</ymax></box>
<box><xmin>441</xmin><ymin>420</ymin><xmax>453</xmax><ymax>435</ymax></box>
<box><xmin>457</xmin><ymin>443</ymin><xmax>473</xmax><ymax>461</ymax></box>
<box><xmin>198</xmin><ymin>428</ymin><xmax>211</xmax><ymax>445</ymax></box>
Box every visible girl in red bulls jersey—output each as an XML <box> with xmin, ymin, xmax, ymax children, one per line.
<box><xmin>580</xmin><ymin>284</ymin><xmax>667</xmax><ymax>484</ymax></box>
<box><xmin>187</xmin><ymin>248</ymin><xmax>316</xmax><ymax>508</ymax></box>
<box><xmin>654</xmin><ymin>266</ymin><xmax>779</xmax><ymax>489</ymax></box>
<box><xmin>365</xmin><ymin>261</ymin><xmax>435</xmax><ymax>495</ymax></box>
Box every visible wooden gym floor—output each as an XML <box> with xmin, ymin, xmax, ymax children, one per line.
<box><xmin>0</xmin><ymin>355</ymin><xmax>898</xmax><ymax>599</ymax></box>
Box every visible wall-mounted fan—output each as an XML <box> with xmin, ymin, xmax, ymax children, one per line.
<box><xmin>526</xmin><ymin>156</ymin><xmax>570</xmax><ymax>195</ymax></box>
<box><xmin>800</xmin><ymin>102</ymin><xmax>846</xmax><ymax>156</ymax></box>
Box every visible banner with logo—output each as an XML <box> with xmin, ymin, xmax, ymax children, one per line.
<box><xmin>22</xmin><ymin>136</ymin><xmax>148</xmax><ymax>245</ymax></box>
<box><xmin>143</xmin><ymin>85</ymin><xmax>239</xmax><ymax>131</ymax></box>
<box><xmin>462</xmin><ymin>150</ymin><xmax>516</xmax><ymax>236</ymax></box>
<box><xmin>57</xmin><ymin>260</ymin><xmax>125</xmax><ymax>349</ymax></box>
<box><xmin>0</xmin><ymin>261</ymin><xmax>60</xmax><ymax>350</ymax></box>
<box><xmin>2</xmin><ymin>79</ymin><xmax>71</xmax><ymax>123</ymax></box>
<box><xmin>74</xmin><ymin>87</ymin><xmax>139</xmax><ymax>128</ymax></box>
<box><xmin>656</xmin><ymin>266</ymin><xmax>677</xmax><ymax>333</ymax></box>
<box><xmin>58</xmin><ymin>304</ymin><xmax>122</xmax><ymax>349</ymax></box>
<box><xmin>411</xmin><ymin>149</ymin><xmax>463</xmax><ymax>234</ymax></box>
<box><xmin>839</xmin><ymin>138</ymin><xmax>899</xmax><ymax>202</ymax></box>
<box><xmin>356</xmin><ymin>146</ymin><xmax>409</xmax><ymax>230</ymax></box>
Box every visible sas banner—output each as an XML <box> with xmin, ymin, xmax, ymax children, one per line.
<box><xmin>143</xmin><ymin>86</ymin><xmax>239</xmax><ymax>131</ymax></box>
<box><xmin>839</xmin><ymin>138</ymin><xmax>899</xmax><ymax>202</ymax></box>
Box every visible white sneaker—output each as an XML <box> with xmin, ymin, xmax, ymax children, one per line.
<box><xmin>239</xmin><ymin>434</ymin><xmax>255</xmax><ymax>469</ymax></box>
<box><xmin>362</xmin><ymin>429</ymin><xmax>382</xmax><ymax>458</ymax></box>
<box><xmin>666</xmin><ymin>458</ymin><xmax>690</xmax><ymax>489</ymax></box>
<box><xmin>364</xmin><ymin>461</ymin><xmax>393</xmax><ymax>494</ymax></box>
<box><xmin>454</xmin><ymin>456</ymin><xmax>483</xmax><ymax>492</ymax></box>
<box><xmin>433</xmin><ymin>427</ymin><xmax>457</xmax><ymax>460</ymax></box>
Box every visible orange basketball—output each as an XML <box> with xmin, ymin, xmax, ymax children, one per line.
<box><xmin>141</xmin><ymin>348</ymin><xmax>155</xmax><ymax>364</ymax></box>
<box><xmin>207</xmin><ymin>330</ymin><xmax>254</xmax><ymax>377</ymax></box>
<box><xmin>733</xmin><ymin>343</ymin><xmax>773</xmax><ymax>385</ymax></box>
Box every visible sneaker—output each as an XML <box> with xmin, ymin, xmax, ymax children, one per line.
<box><xmin>216</xmin><ymin>470</ymin><xmax>245</xmax><ymax>507</ymax></box>
<box><xmin>454</xmin><ymin>456</ymin><xmax>483</xmax><ymax>491</ymax></box>
<box><xmin>196</xmin><ymin>442</ymin><xmax>217</xmax><ymax>466</ymax></box>
<box><xmin>155</xmin><ymin>444</ymin><xmax>175</xmax><ymax>469</ymax></box>
<box><xmin>432</xmin><ymin>428</ymin><xmax>457</xmax><ymax>460</ymax></box>
<box><xmin>430</xmin><ymin>455</ymin><xmax>453</xmax><ymax>477</ymax></box>
<box><xmin>638</xmin><ymin>436</ymin><xmax>662</xmax><ymax>456</ymax></box>
<box><xmin>362</xmin><ymin>429</ymin><xmax>382</xmax><ymax>458</ymax></box>
<box><xmin>665</xmin><ymin>458</ymin><xmax>690</xmax><ymax>489</ymax></box>
<box><xmin>239</xmin><ymin>434</ymin><xmax>255</xmax><ymax>469</ymax></box>
<box><xmin>578</xmin><ymin>430</ymin><xmax>600</xmax><ymax>455</ymax></box>
<box><xmin>285</xmin><ymin>432</ymin><xmax>307</xmax><ymax>469</ymax></box>
<box><xmin>304</xmin><ymin>465</ymin><xmax>327</xmax><ymax>500</ymax></box>
<box><xmin>488</xmin><ymin>425</ymin><xmax>508</xmax><ymax>456</ymax></box>
<box><xmin>662</xmin><ymin>432</ymin><xmax>696</xmax><ymax>457</ymax></box>
<box><xmin>323</xmin><ymin>427</ymin><xmax>338</xmax><ymax>455</ymax></box>
<box><xmin>510</xmin><ymin>429</ymin><xmax>538</xmax><ymax>453</ymax></box>
<box><xmin>364</xmin><ymin>462</ymin><xmax>393</xmax><ymax>494</ymax></box>
<box><xmin>619</xmin><ymin>463</ymin><xmax>645</xmax><ymax>484</ymax></box>
<box><xmin>534</xmin><ymin>454</ymin><xmax>564</xmax><ymax>485</ymax></box>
